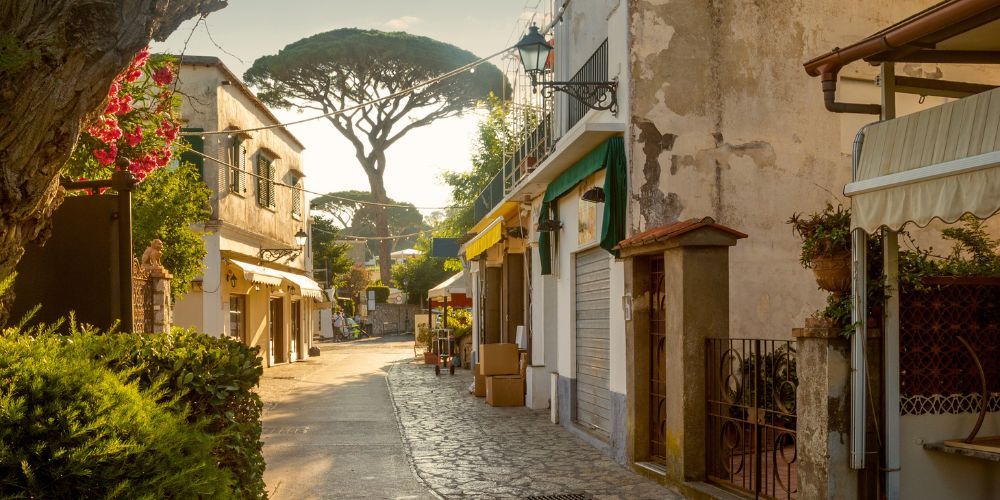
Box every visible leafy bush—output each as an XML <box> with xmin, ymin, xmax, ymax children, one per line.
<box><xmin>366</xmin><ymin>284</ymin><xmax>390</xmax><ymax>303</ymax></box>
<box><xmin>787</xmin><ymin>203</ymin><xmax>852</xmax><ymax>268</ymax></box>
<box><xmin>0</xmin><ymin>325</ymin><xmax>232</xmax><ymax>498</ymax></box>
<box><xmin>0</xmin><ymin>323</ymin><xmax>266</xmax><ymax>499</ymax></box>
<box><xmin>78</xmin><ymin>327</ymin><xmax>266</xmax><ymax>499</ymax></box>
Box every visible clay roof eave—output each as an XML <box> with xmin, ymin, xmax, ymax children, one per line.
<box><xmin>803</xmin><ymin>0</ymin><xmax>1000</xmax><ymax>79</ymax></box>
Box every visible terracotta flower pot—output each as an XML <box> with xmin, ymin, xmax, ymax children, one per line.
<box><xmin>811</xmin><ymin>251</ymin><xmax>852</xmax><ymax>295</ymax></box>
<box><xmin>423</xmin><ymin>352</ymin><xmax>439</xmax><ymax>365</ymax></box>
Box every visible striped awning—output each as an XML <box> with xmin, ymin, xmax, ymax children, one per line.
<box><xmin>229</xmin><ymin>259</ymin><xmax>283</xmax><ymax>286</ymax></box>
<box><xmin>465</xmin><ymin>216</ymin><xmax>504</xmax><ymax>260</ymax></box>
<box><xmin>274</xmin><ymin>270</ymin><xmax>325</xmax><ymax>300</ymax></box>
<box><xmin>846</xmin><ymin>87</ymin><xmax>1000</xmax><ymax>233</ymax></box>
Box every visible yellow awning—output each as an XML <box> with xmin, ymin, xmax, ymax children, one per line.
<box><xmin>465</xmin><ymin>217</ymin><xmax>504</xmax><ymax>260</ymax></box>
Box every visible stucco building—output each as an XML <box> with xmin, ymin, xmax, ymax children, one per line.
<box><xmin>173</xmin><ymin>56</ymin><xmax>324</xmax><ymax>367</ymax></box>
<box><xmin>464</xmin><ymin>0</ymin><xmax>1000</xmax><ymax>498</ymax></box>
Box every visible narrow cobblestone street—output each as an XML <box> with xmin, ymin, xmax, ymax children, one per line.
<box><xmin>258</xmin><ymin>336</ymin><xmax>683</xmax><ymax>499</ymax></box>
<box><xmin>388</xmin><ymin>356</ymin><xmax>683</xmax><ymax>499</ymax></box>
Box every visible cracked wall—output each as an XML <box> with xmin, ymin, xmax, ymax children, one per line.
<box><xmin>626</xmin><ymin>0</ymin><xmax>1000</xmax><ymax>339</ymax></box>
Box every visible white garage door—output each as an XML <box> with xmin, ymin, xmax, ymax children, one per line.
<box><xmin>575</xmin><ymin>247</ymin><xmax>611</xmax><ymax>437</ymax></box>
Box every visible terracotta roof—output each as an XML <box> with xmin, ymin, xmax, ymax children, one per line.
<box><xmin>615</xmin><ymin>217</ymin><xmax>747</xmax><ymax>250</ymax></box>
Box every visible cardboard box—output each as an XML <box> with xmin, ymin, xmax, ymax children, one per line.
<box><xmin>473</xmin><ymin>363</ymin><xmax>486</xmax><ymax>397</ymax></box>
<box><xmin>480</xmin><ymin>343</ymin><xmax>520</xmax><ymax>376</ymax></box>
<box><xmin>486</xmin><ymin>375</ymin><xmax>524</xmax><ymax>407</ymax></box>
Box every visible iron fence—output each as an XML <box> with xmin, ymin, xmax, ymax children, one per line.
<box><xmin>706</xmin><ymin>337</ymin><xmax>798</xmax><ymax>499</ymax></box>
<box><xmin>566</xmin><ymin>39</ymin><xmax>609</xmax><ymax>130</ymax></box>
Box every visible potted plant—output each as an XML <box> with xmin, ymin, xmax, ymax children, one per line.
<box><xmin>416</xmin><ymin>324</ymin><xmax>438</xmax><ymax>364</ymax></box>
<box><xmin>788</xmin><ymin>204</ymin><xmax>852</xmax><ymax>296</ymax></box>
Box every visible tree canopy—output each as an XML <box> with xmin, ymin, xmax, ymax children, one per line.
<box><xmin>0</xmin><ymin>0</ymin><xmax>226</xmax><ymax>317</ymax></box>
<box><xmin>391</xmin><ymin>236</ymin><xmax>452</xmax><ymax>306</ymax></box>
<box><xmin>439</xmin><ymin>96</ymin><xmax>515</xmax><ymax>236</ymax></box>
<box><xmin>310</xmin><ymin>216</ymin><xmax>356</xmax><ymax>288</ymax></box>
<box><xmin>244</xmin><ymin>28</ymin><xmax>508</xmax><ymax>283</ymax></box>
<box><xmin>311</xmin><ymin>190</ymin><xmax>429</xmax><ymax>257</ymax></box>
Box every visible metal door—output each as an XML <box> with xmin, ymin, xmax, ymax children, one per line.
<box><xmin>575</xmin><ymin>248</ymin><xmax>611</xmax><ymax>437</ymax></box>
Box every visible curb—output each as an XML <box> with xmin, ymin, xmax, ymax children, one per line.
<box><xmin>385</xmin><ymin>361</ymin><xmax>447</xmax><ymax>500</ymax></box>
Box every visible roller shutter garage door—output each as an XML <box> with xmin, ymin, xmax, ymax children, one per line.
<box><xmin>575</xmin><ymin>247</ymin><xmax>611</xmax><ymax>438</ymax></box>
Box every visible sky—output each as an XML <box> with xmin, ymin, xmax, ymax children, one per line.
<box><xmin>153</xmin><ymin>0</ymin><xmax>544</xmax><ymax>217</ymax></box>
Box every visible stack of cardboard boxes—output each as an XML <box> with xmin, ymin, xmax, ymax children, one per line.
<box><xmin>473</xmin><ymin>343</ymin><xmax>526</xmax><ymax>407</ymax></box>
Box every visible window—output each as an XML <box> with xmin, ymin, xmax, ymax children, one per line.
<box><xmin>179</xmin><ymin>127</ymin><xmax>204</xmax><ymax>179</ymax></box>
<box><xmin>229</xmin><ymin>295</ymin><xmax>245</xmax><ymax>341</ymax></box>
<box><xmin>291</xmin><ymin>173</ymin><xmax>302</xmax><ymax>219</ymax></box>
<box><xmin>229</xmin><ymin>137</ymin><xmax>248</xmax><ymax>194</ymax></box>
<box><xmin>256</xmin><ymin>153</ymin><xmax>276</xmax><ymax>208</ymax></box>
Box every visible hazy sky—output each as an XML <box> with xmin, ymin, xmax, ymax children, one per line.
<box><xmin>154</xmin><ymin>0</ymin><xmax>541</xmax><ymax>216</ymax></box>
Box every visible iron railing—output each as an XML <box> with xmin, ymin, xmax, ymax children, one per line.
<box><xmin>706</xmin><ymin>337</ymin><xmax>798</xmax><ymax>500</ymax></box>
<box><xmin>566</xmin><ymin>39</ymin><xmax>609</xmax><ymax>130</ymax></box>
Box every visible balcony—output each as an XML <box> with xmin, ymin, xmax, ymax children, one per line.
<box><xmin>471</xmin><ymin>38</ymin><xmax>611</xmax><ymax>227</ymax></box>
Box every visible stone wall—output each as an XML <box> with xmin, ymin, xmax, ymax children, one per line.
<box><xmin>368</xmin><ymin>303</ymin><xmax>422</xmax><ymax>335</ymax></box>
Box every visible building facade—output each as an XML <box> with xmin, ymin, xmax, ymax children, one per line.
<box><xmin>465</xmin><ymin>0</ymin><xmax>1000</xmax><ymax>498</ymax></box>
<box><xmin>173</xmin><ymin>56</ymin><xmax>324</xmax><ymax>368</ymax></box>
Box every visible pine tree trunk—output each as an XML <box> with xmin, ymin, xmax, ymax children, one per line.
<box><xmin>0</xmin><ymin>0</ymin><xmax>227</xmax><ymax>316</ymax></box>
<box><xmin>365</xmin><ymin>169</ymin><xmax>393</xmax><ymax>285</ymax></box>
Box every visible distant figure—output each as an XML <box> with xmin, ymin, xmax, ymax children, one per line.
<box><xmin>333</xmin><ymin>311</ymin><xmax>345</xmax><ymax>334</ymax></box>
<box><xmin>141</xmin><ymin>239</ymin><xmax>165</xmax><ymax>272</ymax></box>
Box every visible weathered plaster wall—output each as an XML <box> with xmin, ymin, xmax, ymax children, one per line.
<box><xmin>626</xmin><ymin>0</ymin><xmax>1000</xmax><ymax>339</ymax></box>
<box><xmin>900</xmin><ymin>413</ymin><xmax>1000</xmax><ymax>499</ymax></box>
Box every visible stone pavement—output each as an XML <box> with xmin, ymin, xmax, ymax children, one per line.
<box><xmin>388</xmin><ymin>360</ymin><xmax>684</xmax><ymax>499</ymax></box>
<box><xmin>258</xmin><ymin>336</ymin><xmax>433</xmax><ymax>500</ymax></box>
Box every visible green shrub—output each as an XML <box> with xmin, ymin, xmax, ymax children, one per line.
<box><xmin>77</xmin><ymin>327</ymin><xmax>266</xmax><ymax>499</ymax></box>
<box><xmin>366</xmin><ymin>284</ymin><xmax>390</xmax><ymax>303</ymax></box>
<box><xmin>0</xmin><ymin>327</ymin><xmax>232</xmax><ymax>498</ymax></box>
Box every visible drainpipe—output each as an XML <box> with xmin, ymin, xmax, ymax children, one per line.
<box><xmin>822</xmin><ymin>74</ymin><xmax>881</xmax><ymax>115</ymax></box>
<box><xmin>849</xmin><ymin>124</ymin><xmax>873</xmax><ymax>470</ymax></box>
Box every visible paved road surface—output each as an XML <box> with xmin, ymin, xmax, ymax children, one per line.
<box><xmin>258</xmin><ymin>336</ymin><xmax>432</xmax><ymax>500</ymax></box>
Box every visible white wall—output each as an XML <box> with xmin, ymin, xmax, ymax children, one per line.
<box><xmin>900</xmin><ymin>412</ymin><xmax>1000</xmax><ymax>499</ymax></box>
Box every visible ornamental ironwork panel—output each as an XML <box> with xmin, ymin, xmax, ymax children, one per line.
<box><xmin>706</xmin><ymin>338</ymin><xmax>798</xmax><ymax>500</ymax></box>
<box><xmin>132</xmin><ymin>258</ymin><xmax>153</xmax><ymax>333</ymax></box>
<box><xmin>649</xmin><ymin>257</ymin><xmax>667</xmax><ymax>465</ymax></box>
<box><xmin>566</xmin><ymin>39</ymin><xmax>610</xmax><ymax>130</ymax></box>
<box><xmin>899</xmin><ymin>278</ymin><xmax>1000</xmax><ymax>415</ymax></box>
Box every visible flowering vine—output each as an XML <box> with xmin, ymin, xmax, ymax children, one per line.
<box><xmin>65</xmin><ymin>48</ymin><xmax>184</xmax><ymax>182</ymax></box>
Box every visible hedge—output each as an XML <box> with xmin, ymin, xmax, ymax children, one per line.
<box><xmin>0</xmin><ymin>323</ymin><xmax>266</xmax><ymax>499</ymax></box>
<box><xmin>366</xmin><ymin>285</ymin><xmax>390</xmax><ymax>303</ymax></box>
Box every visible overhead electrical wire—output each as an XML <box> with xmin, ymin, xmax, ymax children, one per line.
<box><xmin>186</xmin><ymin>148</ymin><xmax>468</xmax><ymax>211</ymax></box>
<box><xmin>180</xmin><ymin>44</ymin><xmax>516</xmax><ymax>137</ymax></box>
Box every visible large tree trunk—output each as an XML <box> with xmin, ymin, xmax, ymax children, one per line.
<box><xmin>364</xmin><ymin>168</ymin><xmax>393</xmax><ymax>285</ymax></box>
<box><xmin>0</xmin><ymin>0</ymin><xmax>227</xmax><ymax>316</ymax></box>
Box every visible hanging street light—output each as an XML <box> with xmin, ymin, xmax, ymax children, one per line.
<box><xmin>260</xmin><ymin>228</ymin><xmax>309</xmax><ymax>263</ymax></box>
<box><xmin>515</xmin><ymin>24</ymin><xmax>618</xmax><ymax>115</ymax></box>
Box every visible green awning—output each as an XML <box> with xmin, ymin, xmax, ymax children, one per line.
<box><xmin>538</xmin><ymin>136</ymin><xmax>626</xmax><ymax>275</ymax></box>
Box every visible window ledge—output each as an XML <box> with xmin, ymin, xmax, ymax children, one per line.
<box><xmin>924</xmin><ymin>438</ymin><xmax>1000</xmax><ymax>462</ymax></box>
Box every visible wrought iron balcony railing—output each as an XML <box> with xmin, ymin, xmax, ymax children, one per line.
<box><xmin>566</xmin><ymin>39</ymin><xmax>609</xmax><ymax>131</ymax></box>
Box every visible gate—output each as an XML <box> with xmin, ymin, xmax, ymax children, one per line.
<box><xmin>131</xmin><ymin>258</ymin><xmax>153</xmax><ymax>333</ymax></box>
<box><xmin>706</xmin><ymin>338</ymin><xmax>798</xmax><ymax>499</ymax></box>
<box><xmin>649</xmin><ymin>257</ymin><xmax>667</xmax><ymax>464</ymax></box>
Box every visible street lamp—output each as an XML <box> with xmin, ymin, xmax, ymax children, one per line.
<box><xmin>515</xmin><ymin>24</ymin><xmax>618</xmax><ymax>114</ymax></box>
<box><xmin>260</xmin><ymin>228</ymin><xmax>309</xmax><ymax>263</ymax></box>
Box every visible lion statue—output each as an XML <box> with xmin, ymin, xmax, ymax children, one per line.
<box><xmin>141</xmin><ymin>239</ymin><xmax>165</xmax><ymax>272</ymax></box>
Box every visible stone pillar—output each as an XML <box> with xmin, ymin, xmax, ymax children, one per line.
<box><xmin>149</xmin><ymin>269</ymin><xmax>172</xmax><ymax>333</ymax></box>
<box><xmin>794</xmin><ymin>318</ymin><xmax>857</xmax><ymax>500</ymax></box>
<box><xmin>618</xmin><ymin>218</ymin><xmax>745</xmax><ymax>483</ymax></box>
<box><xmin>661</xmin><ymin>238</ymin><xmax>733</xmax><ymax>482</ymax></box>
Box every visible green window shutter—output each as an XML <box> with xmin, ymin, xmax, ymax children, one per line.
<box><xmin>228</xmin><ymin>138</ymin><xmax>239</xmax><ymax>192</ymax></box>
<box><xmin>267</xmin><ymin>161</ymin><xmax>276</xmax><ymax>207</ymax></box>
<box><xmin>238</xmin><ymin>144</ymin><xmax>248</xmax><ymax>194</ymax></box>
<box><xmin>256</xmin><ymin>155</ymin><xmax>267</xmax><ymax>207</ymax></box>
<box><xmin>180</xmin><ymin>128</ymin><xmax>205</xmax><ymax>179</ymax></box>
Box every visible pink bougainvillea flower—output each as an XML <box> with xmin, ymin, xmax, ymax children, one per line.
<box><xmin>124</xmin><ymin>125</ymin><xmax>143</xmax><ymax>147</ymax></box>
<box><xmin>93</xmin><ymin>144</ymin><xmax>117</xmax><ymax>166</ymax></box>
<box><xmin>152</xmin><ymin>66</ymin><xmax>174</xmax><ymax>86</ymax></box>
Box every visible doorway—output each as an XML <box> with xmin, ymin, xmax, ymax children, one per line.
<box><xmin>269</xmin><ymin>297</ymin><xmax>284</xmax><ymax>365</ymax></box>
<box><xmin>649</xmin><ymin>256</ymin><xmax>667</xmax><ymax>465</ymax></box>
<box><xmin>290</xmin><ymin>300</ymin><xmax>301</xmax><ymax>362</ymax></box>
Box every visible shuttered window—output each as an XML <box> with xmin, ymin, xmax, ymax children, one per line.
<box><xmin>229</xmin><ymin>138</ymin><xmax>248</xmax><ymax>194</ymax></box>
<box><xmin>256</xmin><ymin>154</ymin><xmax>275</xmax><ymax>208</ymax></box>
<box><xmin>290</xmin><ymin>174</ymin><xmax>302</xmax><ymax>219</ymax></box>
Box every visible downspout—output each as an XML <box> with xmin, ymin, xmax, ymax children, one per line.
<box><xmin>822</xmin><ymin>71</ymin><xmax>882</xmax><ymax>115</ymax></box>
<box><xmin>849</xmin><ymin>124</ymin><xmax>875</xmax><ymax>469</ymax></box>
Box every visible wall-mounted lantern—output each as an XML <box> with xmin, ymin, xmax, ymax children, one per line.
<box><xmin>516</xmin><ymin>25</ymin><xmax>618</xmax><ymax>114</ymax></box>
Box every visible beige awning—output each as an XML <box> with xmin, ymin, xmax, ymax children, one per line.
<box><xmin>428</xmin><ymin>271</ymin><xmax>467</xmax><ymax>299</ymax></box>
<box><xmin>273</xmin><ymin>270</ymin><xmax>325</xmax><ymax>300</ymax></box>
<box><xmin>846</xmin><ymin>87</ymin><xmax>1000</xmax><ymax>233</ymax></box>
<box><xmin>229</xmin><ymin>259</ymin><xmax>283</xmax><ymax>286</ymax></box>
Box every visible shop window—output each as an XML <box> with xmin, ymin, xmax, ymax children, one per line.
<box><xmin>229</xmin><ymin>295</ymin><xmax>246</xmax><ymax>341</ymax></box>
